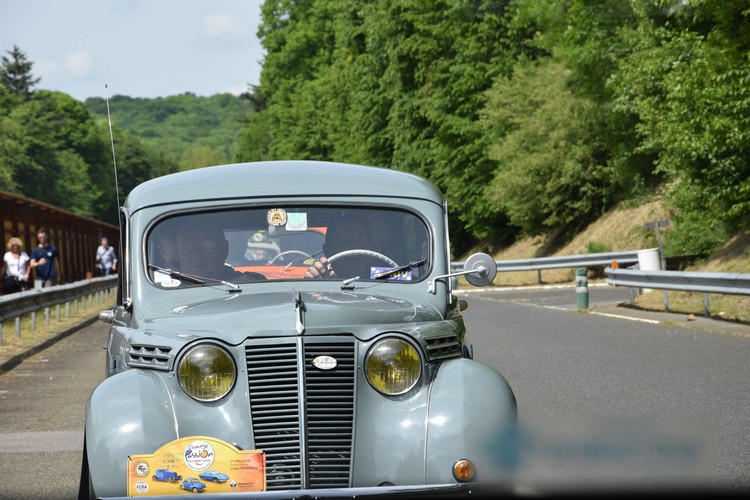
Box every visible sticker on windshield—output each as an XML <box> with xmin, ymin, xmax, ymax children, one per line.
<box><xmin>154</xmin><ymin>271</ymin><xmax>181</xmax><ymax>287</ymax></box>
<box><xmin>370</xmin><ymin>267</ymin><xmax>412</xmax><ymax>281</ymax></box>
<box><xmin>267</xmin><ymin>208</ymin><xmax>287</xmax><ymax>226</ymax></box>
<box><xmin>286</xmin><ymin>212</ymin><xmax>308</xmax><ymax>231</ymax></box>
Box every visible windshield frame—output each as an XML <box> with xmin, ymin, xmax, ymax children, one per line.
<box><xmin>144</xmin><ymin>203</ymin><xmax>434</xmax><ymax>288</ymax></box>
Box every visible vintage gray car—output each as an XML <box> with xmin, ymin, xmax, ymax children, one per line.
<box><xmin>79</xmin><ymin>161</ymin><xmax>517</xmax><ymax>499</ymax></box>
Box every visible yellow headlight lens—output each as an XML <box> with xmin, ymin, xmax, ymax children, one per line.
<box><xmin>365</xmin><ymin>338</ymin><xmax>422</xmax><ymax>396</ymax></box>
<box><xmin>178</xmin><ymin>344</ymin><xmax>236</xmax><ymax>402</ymax></box>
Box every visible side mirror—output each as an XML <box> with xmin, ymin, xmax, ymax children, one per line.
<box><xmin>428</xmin><ymin>252</ymin><xmax>497</xmax><ymax>293</ymax></box>
<box><xmin>463</xmin><ymin>252</ymin><xmax>497</xmax><ymax>287</ymax></box>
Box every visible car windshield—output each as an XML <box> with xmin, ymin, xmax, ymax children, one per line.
<box><xmin>147</xmin><ymin>206</ymin><xmax>430</xmax><ymax>287</ymax></box>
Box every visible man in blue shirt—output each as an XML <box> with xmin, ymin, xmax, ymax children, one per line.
<box><xmin>30</xmin><ymin>227</ymin><xmax>60</xmax><ymax>289</ymax></box>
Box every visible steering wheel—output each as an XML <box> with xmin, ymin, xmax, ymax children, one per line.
<box><xmin>327</xmin><ymin>248</ymin><xmax>398</xmax><ymax>267</ymax></box>
<box><xmin>269</xmin><ymin>250</ymin><xmax>313</xmax><ymax>265</ymax></box>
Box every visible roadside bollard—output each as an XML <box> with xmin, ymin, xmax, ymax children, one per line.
<box><xmin>576</xmin><ymin>268</ymin><xmax>588</xmax><ymax>309</ymax></box>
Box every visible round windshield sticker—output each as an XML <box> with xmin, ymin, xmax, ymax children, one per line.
<box><xmin>184</xmin><ymin>440</ymin><xmax>215</xmax><ymax>471</ymax></box>
<box><xmin>135</xmin><ymin>481</ymin><xmax>149</xmax><ymax>494</ymax></box>
<box><xmin>267</xmin><ymin>208</ymin><xmax>287</xmax><ymax>226</ymax></box>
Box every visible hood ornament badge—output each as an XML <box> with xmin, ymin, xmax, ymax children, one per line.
<box><xmin>312</xmin><ymin>355</ymin><xmax>337</xmax><ymax>370</ymax></box>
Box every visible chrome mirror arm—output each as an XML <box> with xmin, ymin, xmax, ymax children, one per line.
<box><xmin>428</xmin><ymin>266</ymin><xmax>488</xmax><ymax>294</ymax></box>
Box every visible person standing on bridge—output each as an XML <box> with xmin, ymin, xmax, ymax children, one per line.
<box><xmin>30</xmin><ymin>227</ymin><xmax>60</xmax><ymax>289</ymax></box>
<box><xmin>1</xmin><ymin>237</ymin><xmax>30</xmax><ymax>294</ymax></box>
<box><xmin>95</xmin><ymin>236</ymin><xmax>118</xmax><ymax>276</ymax></box>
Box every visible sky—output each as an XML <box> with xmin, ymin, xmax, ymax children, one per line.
<box><xmin>0</xmin><ymin>0</ymin><xmax>265</xmax><ymax>101</ymax></box>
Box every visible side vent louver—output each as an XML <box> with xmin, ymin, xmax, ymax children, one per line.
<box><xmin>127</xmin><ymin>344</ymin><xmax>172</xmax><ymax>370</ymax></box>
<box><xmin>424</xmin><ymin>334</ymin><xmax>461</xmax><ymax>361</ymax></box>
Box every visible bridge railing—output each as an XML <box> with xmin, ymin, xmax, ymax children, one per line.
<box><xmin>0</xmin><ymin>275</ymin><xmax>117</xmax><ymax>344</ymax></box>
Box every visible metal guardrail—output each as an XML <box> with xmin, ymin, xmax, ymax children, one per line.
<box><xmin>0</xmin><ymin>275</ymin><xmax>117</xmax><ymax>343</ymax></box>
<box><xmin>604</xmin><ymin>267</ymin><xmax>750</xmax><ymax>295</ymax></box>
<box><xmin>451</xmin><ymin>250</ymin><xmax>641</xmax><ymax>283</ymax></box>
<box><xmin>452</xmin><ymin>249</ymin><xmax>749</xmax><ymax>317</ymax></box>
<box><xmin>604</xmin><ymin>266</ymin><xmax>750</xmax><ymax>316</ymax></box>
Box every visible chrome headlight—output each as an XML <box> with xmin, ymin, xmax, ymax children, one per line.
<box><xmin>365</xmin><ymin>338</ymin><xmax>422</xmax><ymax>396</ymax></box>
<box><xmin>178</xmin><ymin>344</ymin><xmax>236</xmax><ymax>402</ymax></box>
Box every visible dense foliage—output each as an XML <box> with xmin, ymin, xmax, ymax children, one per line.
<box><xmin>3</xmin><ymin>1</ymin><xmax>750</xmax><ymax>257</ymax></box>
<box><xmin>85</xmin><ymin>93</ymin><xmax>253</xmax><ymax>168</ymax></box>
<box><xmin>0</xmin><ymin>79</ymin><xmax>178</xmax><ymax>224</ymax></box>
<box><xmin>238</xmin><ymin>0</ymin><xmax>750</xmax><ymax>256</ymax></box>
<box><xmin>0</xmin><ymin>48</ymin><xmax>251</xmax><ymax>226</ymax></box>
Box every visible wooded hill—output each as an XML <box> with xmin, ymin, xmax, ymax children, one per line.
<box><xmin>234</xmin><ymin>0</ymin><xmax>750</xmax><ymax>257</ymax></box>
<box><xmin>84</xmin><ymin>93</ymin><xmax>252</xmax><ymax>171</ymax></box>
<box><xmin>2</xmin><ymin>1</ymin><xmax>749</xmax><ymax>258</ymax></box>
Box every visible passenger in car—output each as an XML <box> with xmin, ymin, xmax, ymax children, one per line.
<box><xmin>154</xmin><ymin>223</ymin><xmax>180</xmax><ymax>270</ymax></box>
<box><xmin>176</xmin><ymin>223</ymin><xmax>265</xmax><ymax>282</ymax></box>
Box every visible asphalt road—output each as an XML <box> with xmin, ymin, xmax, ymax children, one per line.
<box><xmin>0</xmin><ymin>320</ymin><xmax>107</xmax><ymax>500</ymax></box>
<box><xmin>458</xmin><ymin>285</ymin><xmax>750</xmax><ymax>494</ymax></box>
<box><xmin>1</xmin><ymin>284</ymin><xmax>748</xmax><ymax>498</ymax></box>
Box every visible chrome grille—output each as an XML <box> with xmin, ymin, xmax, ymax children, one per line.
<box><xmin>246</xmin><ymin>340</ymin><xmax>356</xmax><ymax>490</ymax></box>
<box><xmin>304</xmin><ymin>343</ymin><xmax>355</xmax><ymax>487</ymax></box>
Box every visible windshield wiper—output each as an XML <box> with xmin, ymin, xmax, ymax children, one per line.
<box><xmin>148</xmin><ymin>264</ymin><xmax>241</xmax><ymax>292</ymax></box>
<box><xmin>341</xmin><ymin>258</ymin><xmax>427</xmax><ymax>289</ymax></box>
<box><xmin>373</xmin><ymin>258</ymin><xmax>427</xmax><ymax>280</ymax></box>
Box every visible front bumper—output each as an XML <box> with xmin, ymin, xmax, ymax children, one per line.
<box><xmin>103</xmin><ymin>482</ymin><xmax>509</xmax><ymax>499</ymax></box>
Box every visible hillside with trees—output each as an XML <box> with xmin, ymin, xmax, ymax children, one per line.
<box><xmin>237</xmin><ymin>0</ymin><xmax>750</xmax><ymax>259</ymax></box>
<box><xmin>2</xmin><ymin>1</ymin><xmax>750</xmax><ymax>262</ymax></box>
<box><xmin>84</xmin><ymin>93</ymin><xmax>252</xmax><ymax>168</ymax></box>
<box><xmin>0</xmin><ymin>46</ymin><xmax>252</xmax><ymax>226</ymax></box>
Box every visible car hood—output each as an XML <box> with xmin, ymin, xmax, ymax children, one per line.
<box><xmin>140</xmin><ymin>290</ymin><xmax>444</xmax><ymax>343</ymax></box>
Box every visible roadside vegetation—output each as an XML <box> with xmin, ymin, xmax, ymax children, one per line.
<box><xmin>467</xmin><ymin>198</ymin><xmax>750</xmax><ymax>324</ymax></box>
<box><xmin>0</xmin><ymin>1</ymin><xmax>748</xmax><ymax>322</ymax></box>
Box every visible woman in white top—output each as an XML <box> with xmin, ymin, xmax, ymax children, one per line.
<box><xmin>1</xmin><ymin>236</ymin><xmax>30</xmax><ymax>294</ymax></box>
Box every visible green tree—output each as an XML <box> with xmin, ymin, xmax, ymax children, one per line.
<box><xmin>0</xmin><ymin>45</ymin><xmax>40</xmax><ymax>97</ymax></box>
<box><xmin>482</xmin><ymin>60</ymin><xmax>614</xmax><ymax>237</ymax></box>
<box><xmin>85</xmin><ymin>93</ymin><xmax>252</xmax><ymax>169</ymax></box>
<box><xmin>244</xmin><ymin>0</ymin><xmax>524</xmax><ymax>253</ymax></box>
<box><xmin>611</xmin><ymin>0</ymin><xmax>750</xmax><ymax>254</ymax></box>
<box><xmin>0</xmin><ymin>83</ymin><xmax>23</xmax><ymax>190</ymax></box>
<box><xmin>5</xmin><ymin>91</ymin><xmax>107</xmax><ymax>215</ymax></box>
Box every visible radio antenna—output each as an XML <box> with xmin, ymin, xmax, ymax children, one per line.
<box><xmin>105</xmin><ymin>84</ymin><xmax>121</xmax><ymax>212</ymax></box>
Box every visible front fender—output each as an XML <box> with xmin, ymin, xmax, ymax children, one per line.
<box><xmin>426</xmin><ymin>359</ymin><xmax>517</xmax><ymax>484</ymax></box>
<box><xmin>353</xmin><ymin>358</ymin><xmax>517</xmax><ymax>488</ymax></box>
<box><xmin>84</xmin><ymin>369</ymin><xmax>178</xmax><ymax>498</ymax></box>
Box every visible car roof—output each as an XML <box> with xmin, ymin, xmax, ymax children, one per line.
<box><xmin>125</xmin><ymin>161</ymin><xmax>443</xmax><ymax>211</ymax></box>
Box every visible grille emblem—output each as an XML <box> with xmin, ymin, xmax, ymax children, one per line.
<box><xmin>312</xmin><ymin>355</ymin><xmax>337</xmax><ymax>370</ymax></box>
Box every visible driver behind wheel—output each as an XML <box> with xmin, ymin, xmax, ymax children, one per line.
<box><xmin>304</xmin><ymin>211</ymin><xmax>390</xmax><ymax>279</ymax></box>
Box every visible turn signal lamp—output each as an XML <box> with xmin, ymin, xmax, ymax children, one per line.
<box><xmin>452</xmin><ymin>459</ymin><xmax>476</xmax><ymax>482</ymax></box>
